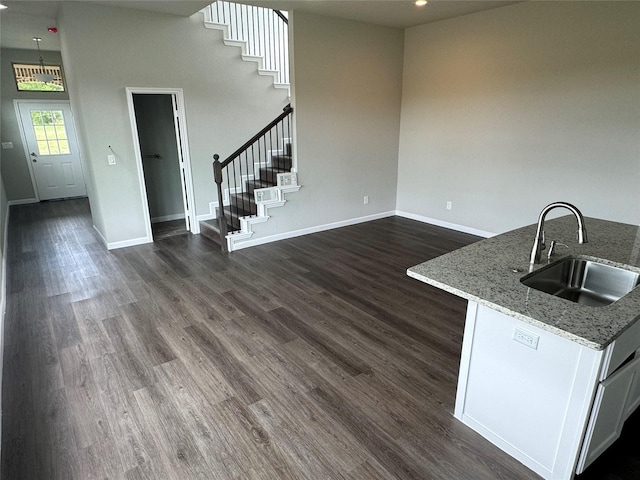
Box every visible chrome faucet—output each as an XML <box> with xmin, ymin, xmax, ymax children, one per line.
<box><xmin>529</xmin><ymin>202</ymin><xmax>588</xmax><ymax>264</ymax></box>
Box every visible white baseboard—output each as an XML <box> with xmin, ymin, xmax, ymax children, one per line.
<box><xmin>93</xmin><ymin>225</ymin><xmax>109</xmax><ymax>249</ymax></box>
<box><xmin>395</xmin><ymin>210</ymin><xmax>496</xmax><ymax>238</ymax></box>
<box><xmin>93</xmin><ymin>225</ymin><xmax>152</xmax><ymax>250</ymax></box>
<box><xmin>7</xmin><ymin>198</ymin><xmax>38</xmax><ymax>206</ymax></box>
<box><xmin>232</xmin><ymin>211</ymin><xmax>396</xmax><ymax>251</ymax></box>
<box><xmin>107</xmin><ymin>236</ymin><xmax>152</xmax><ymax>250</ymax></box>
<box><xmin>151</xmin><ymin>213</ymin><xmax>185</xmax><ymax>223</ymax></box>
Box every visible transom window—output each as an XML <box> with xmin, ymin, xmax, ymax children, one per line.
<box><xmin>30</xmin><ymin>110</ymin><xmax>70</xmax><ymax>155</ymax></box>
<box><xmin>13</xmin><ymin>63</ymin><xmax>65</xmax><ymax>92</ymax></box>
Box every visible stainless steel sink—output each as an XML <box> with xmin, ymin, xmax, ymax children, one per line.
<box><xmin>521</xmin><ymin>256</ymin><xmax>640</xmax><ymax>307</ymax></box>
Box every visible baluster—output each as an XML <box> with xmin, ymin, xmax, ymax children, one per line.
<box><xmin>250</xmin><ymin>143</ymin><xmax>256</xmax><ymax>204</ymax></box>
<box><xmin>242</xmin><ymin>150</ymin><xmax>248</xmax><ymax>215</ymax></box>
<box><xmin>234</xmin><ymin>2</ymin><xmax>240</xmax><ymax>41</ymax></box>
<box><xmin>275</xmin><ymin>121</ymin><xmax>281</xmax><ymax>178</ymax></box>
<box><xmin>252</xmin><ymin>6</ymin><xmax>258</xmax><ymax>57</ymax></box>
<box><xmin>260</xmin><ymin>134</ymin><xmax>266</xmax><ymax>183</ymax></box>
<box><xmin>225</xmin><ymin>166</ymin><xmax>231</xmax><ymax>232</ymax></box>
<box><xmin>240</xmin><ymin>4</ymin><xmax>245</xmax><ymax>47</ymax></box>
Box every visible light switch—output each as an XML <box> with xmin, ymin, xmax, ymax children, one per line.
<box><xmin>1</xmin><ymin>142</ymin><xmax>13</xmax><ymax>149</ymax></box>
<box><xmin>108</xmin><ymin>154</ymin><xmax>116</xmax><ymax>165</ymax></box>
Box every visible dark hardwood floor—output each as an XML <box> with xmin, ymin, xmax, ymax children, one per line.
<box><xmin>1</xmin><ymin>199</ymin><xmax>637</xmax><ymax>479</ymax></box>
<box><xmin>151</xmin><ymin>219</ymin><xmax>188</xmax><ymax>241</ymax></box>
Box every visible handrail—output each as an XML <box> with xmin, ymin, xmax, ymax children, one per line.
<box><xmin>219</xmin><ymin>104</ymin><xmax>291</xmax><ymax>168</ymax></box>
<box><xmin>274</xmin><ymin>10</ymin><xmax>288</xmax><ymax>24</ymax></box>
<box><xmin>212</xmin><ymin>105</ymin><xmax>293</xmax><ymax>251</ymax></box>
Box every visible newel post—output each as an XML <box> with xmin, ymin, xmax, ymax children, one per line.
<box><xmin>213</xmin><ymin>154</ymin><xmax>228</xmax><ymax>252</ymax></box>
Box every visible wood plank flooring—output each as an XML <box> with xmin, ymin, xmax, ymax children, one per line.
<box><xmin>151</xmin><ymin>220</ymin><xmax>188</xmax><ymax>241</ymax></box>
<box><xmin>2</xmin><ymin>198</ymin><xmax>639</xmax><ymax>479</ymax></box>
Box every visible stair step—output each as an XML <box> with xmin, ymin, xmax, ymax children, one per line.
<box><xmin>271</xmin><ymin>154</ymin><xmax>292</xmax><ymax>170</ymax></box>
<box><xmin>259</xmin><ymin>167</ymin><xmax>289</xmax><ymax>184</ymax></box>
<box><xmin>246</xmin><ymin>179</ymin><xmax>274</xmax><ymax>195</ymax></box>
<box><xmin>230</xmin><ymin>193</ymin><xmax>257</xmax><ymax>214</ymax></box>
<box><xmin>200</xmin><ymin>219</ymin><xmax>229</xmax><ymax>246</ymax></box>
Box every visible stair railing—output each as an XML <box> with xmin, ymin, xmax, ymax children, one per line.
<box><xmin>213</xmin><ymin>104</ymin><xmax>293</xmax><ymax>251</ymax></box>
<box><xmin>203</xmin><ymin>1</ymin><xmax>289</xmax><ymax>85</ymax></box>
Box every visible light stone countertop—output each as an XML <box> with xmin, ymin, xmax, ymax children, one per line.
<box><xmin>407</xmin><ymin>216</ymin><xmax>640</xmax><ymax>350</ymax></box>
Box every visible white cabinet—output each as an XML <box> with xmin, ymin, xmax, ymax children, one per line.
<box><xmin>577</xmin><ymin>352</ymin><xmax>640</xmax><ymax>473</ymax></box>
<box><xmin>455</xmin><ymin>302</ymin><xmax>640</xmax><ymax>480</ymax></box>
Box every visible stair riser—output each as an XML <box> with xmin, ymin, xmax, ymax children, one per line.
<box><xmin>246</xmin><ymin>180</ymin><xmax>271</xmax><ymax>195</ymax></box>
<box><xmin>259</xmin><ymin>168</ymin><xmax>289</xmax><ymax>184</ymax></box>
<box><xmin>271</xmin><ymin>155</ymin><xmax>292</xmax><ymax>170</ymax></box>
<box><xmin>229</xmin><ymin>195</ymin><xmax>257</xmax><ymax>215</ymax></box>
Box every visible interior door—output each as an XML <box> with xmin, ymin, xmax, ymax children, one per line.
<box><xmin>171</xmin><ymin>94</ymin><xmax>191</xmax><ymax>232</ymax></box>
<box><xmin>17</xmin><ymin>101</ymin><xmax>87</xmax><ymax>200</ymax></box>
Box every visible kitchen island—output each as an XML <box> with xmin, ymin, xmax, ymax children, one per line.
<box><xmin>408</xmin><ymin>216</ymin><xmax>640</xmax><ymax>480</ymax></box>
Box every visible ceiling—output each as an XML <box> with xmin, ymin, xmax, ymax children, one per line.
<box><xmin>0</xmin><ymin>0</ymin><xmax>521</xmax><ymax>51</ymax></box>
<box><xmin>239</xmin><ymin>0</ymin><xmax>521</xmax><ymax>29</ymax></box>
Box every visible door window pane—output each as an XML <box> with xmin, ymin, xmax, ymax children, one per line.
<box><xmin>30</xmin><ymin>110</ymin><xmax>71</xmax><ymax>155</ymax></box>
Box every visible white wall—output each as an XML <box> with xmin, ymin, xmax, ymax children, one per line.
<box><xmin>0</xmin><ymin>48</ymin><xmax>69</xmax><ymax>202</ymax></box>
<box><xmin>246</xmin><ymin>12</ymin><xmax>404</xmax><ymax>240</ymax></box>
<box><xmin>397</xmin><ymin>1</ymin><xmax>640</xmax><ymax>235</ymax></box>
<box><xmin>57</xmin><ymin>2</ymin><xmax>289</xmax><ymax>246</ymax></box>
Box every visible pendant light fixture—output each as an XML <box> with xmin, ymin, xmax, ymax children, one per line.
<box><xmin>32</xmin><ymin>37</ymin><xmax>55</xmax><ymax>84</ymax></box>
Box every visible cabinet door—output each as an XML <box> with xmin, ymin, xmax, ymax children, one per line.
<box><xmin>623</xmin><ymin>349</ymin><xmax>640</xmax><ymax>419</ymax></box>
<box><xmin>577</xmin><ymin>356</ymin><xmax>640</xmax><ymax>473</ymax></box>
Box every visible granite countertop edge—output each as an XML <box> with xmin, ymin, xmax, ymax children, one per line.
<box><xmin>407</xmin><ymin>216</ymin><xmax>640</xmax><ymax>351</ymax></box>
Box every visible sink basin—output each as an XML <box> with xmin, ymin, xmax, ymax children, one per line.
<box><xmin>521</xmin><ymin>256</ymin><xmax>640</xmax><ymax>307</ymax></box>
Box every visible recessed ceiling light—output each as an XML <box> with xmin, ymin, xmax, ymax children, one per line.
<box><xmin>415</xmin><ymin>0</ymin><xmax>428</xmax><ymax>6</ymax></box>
<box><xmin>0</xmin><ymin>4</ymin><xmax>8</xmax><ymax>10</ymax></box>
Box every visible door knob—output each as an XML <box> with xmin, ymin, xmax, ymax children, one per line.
<box><xmin>30</xmin><ymin>152</ymin><xmax>37</xmax><ymax>162</ymax></box>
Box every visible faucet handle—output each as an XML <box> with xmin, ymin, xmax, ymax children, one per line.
<box><xmin>548</xmin><ymin>240</ymin><xmax>569</xmax><ymax>260</ymax></box>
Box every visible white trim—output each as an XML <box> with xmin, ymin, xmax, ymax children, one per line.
<box><xmin>93</xmin><ymin>224</ymin><xmax>109</xmax><ymax>249</ymax></box>
<box><xmin>395</xmin><ymin>210</ymin><xmax>496</xmax><ymax>238</ymax></box>
<box><xmin>93</xmin><ymin>224</ymin><xmax>151</xmax><ymax>250</ymax></box>
<box><xmin>7</xmin><ymin>198</ymin><xmax>38</xmax><ymax>206</ymax></box>
<box><xmin>196</xmin><ymin>202</ymin><xmax>218</xmax><ymax>223</ymax></box>
<box><xmin>125</xmin><ymin>87</ymin><xmax>198</xmax><ymax>240</ymax></box>
<box><xmin>231</xmin><ymin>211</ymin><xmax>395</xmax><ymax>251</ymax></box>
<box><xmin>14</xmin><ymin>100</ymin><xmax>87</xmax><ymax>202</ymax></box>
<box><xmin>151</xmin><ymin>213</ymin><xmax>185</xmax><ymax>223</ymax></box>
<box><xmin>13</xmin><ymin>99</ymin><xmax>44</xmax><ymax>202</ymax></box>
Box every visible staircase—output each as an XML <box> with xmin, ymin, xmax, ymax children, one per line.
<box><xmin>201</xmin><ymin>1</ymin><xmax>289</xmax><ymax>92</ymax></box>
<box><xmin>200</xmin><ymin>105</ymin><xmax>300</xmax><ymax>252</ymax></box>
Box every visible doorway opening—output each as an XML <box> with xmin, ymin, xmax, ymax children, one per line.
<box><xmin>126</xmin><ymin>88</ymin><xmax>197</xmax><ymax>241</ymax></box>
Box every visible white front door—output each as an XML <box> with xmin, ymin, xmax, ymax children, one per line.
<box><xmin>16</xmin><ymin>101</ymin><xmax>87</xmax><ymax>200</ymax></box>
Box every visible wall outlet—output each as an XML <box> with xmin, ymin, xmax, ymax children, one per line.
<box><xmin>364</xmin><ymin>196</ymin><xmax>369</xmax><ymax>205</ymax></box>
<box><xmin>446</xmin><ymin>201</ymin><xmax>452</xmax><ymax>210</ymax></box>
<box><xmin>513</xmin><ymin>328</ymin><xmax>539</xmax><ymax>350</ymax></box>
<box><xmin>108</xmin><ymin>154</ymin><xmax>116</xmax><ymax>165</ymax></box>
